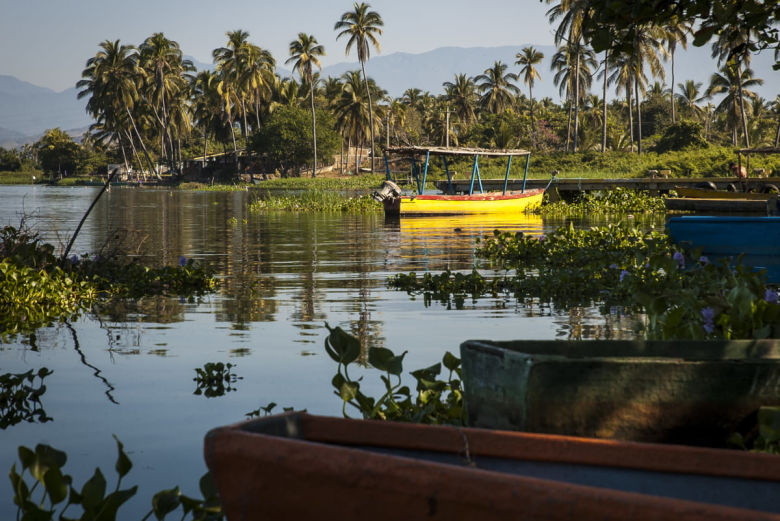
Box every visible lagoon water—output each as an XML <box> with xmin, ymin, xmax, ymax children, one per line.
<box><xmin>0</xmin><ymin>185</ymin><xmax>644</xmax><ymax>518</ymax></box>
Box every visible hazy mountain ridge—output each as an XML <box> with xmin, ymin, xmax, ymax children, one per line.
<box><xmin>1</xmin><ymin>45</ymin><xmax>776</xmax><ymax>147</ymax></box>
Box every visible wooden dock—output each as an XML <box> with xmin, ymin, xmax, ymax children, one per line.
<box><xmin>433</xmin><ymin>177</ymin><xmax>780</xmax><ymax>195</ymax></box>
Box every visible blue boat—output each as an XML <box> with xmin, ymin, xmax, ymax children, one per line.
<box><xmin>666</xmin><ymin>216</ymin><xmax>780</xmax><ymax>282</ymax></box>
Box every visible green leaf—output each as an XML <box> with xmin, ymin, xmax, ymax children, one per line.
<box><xmin>80</xmin><ymin>467</ymin><xmax>107</xmax><ymax>511</ymax></box>
<box><xmin>30</xmin><ymin>444</ymin><xmax>66</xmax><ymax>482</ymax></box>
<box><xmin>43</xmin><ymin>466</ymin><xmax>68</xmax><ymax>505</ymax></box>
<box><xmin>339</xmin><ymin>381</ymin><xmax>359</xmax><ymax>402</ymax></box>
<box><xmin>324</xmin><ymin>324</ymin><xmax>361</xmax><ymax>365</ymax></box>
<box><xmin>369</xmin><ymin>347</ymin><xmax>407</xmax><ymax>375</ymax></box>
<box><xmin>112</xmin><ymin>435</ymin><xmax>132</xmax><ymax>478</ymax></box>
<box><xmin>18</xmin><ymin>446</ymin><xmax>35</xmax><ymax>470</ymax></box>
<box><xmin>152</xmin><ymin>487</ymin><xmax>182</xmax><ymax>520</ymax></box>
<box><xmin>199</xmin><ymin>472</ymin><xmax>218</xmax><ymax>500</ymax></box>
<box><xmin>442</xmin><ymin>351</ymin><xmax>460</xmax><ymax>371</ymax></box>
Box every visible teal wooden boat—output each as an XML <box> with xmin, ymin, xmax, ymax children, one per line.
<box><xmin>666</xmin><ymin>216</ymin><xmax>780</xmax><ymax>282</ymax></box>
<box><xmin>459</xmin><ymin>339</ymin><xmax>780</xmax><ymax>445</ymax></box>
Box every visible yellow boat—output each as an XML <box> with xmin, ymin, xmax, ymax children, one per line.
<box><xmin>375</xmin><ymin>146</ymin><xmax>545</xmax><ymax>216</ymax></box>
<box><xmin>384</xmin><ymin>189</ymin><xmax>544</xmax><ymax>215</ymax></box>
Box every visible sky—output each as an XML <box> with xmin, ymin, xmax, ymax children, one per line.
<box><xmin>0</xmin><ymin>0</ymin><xmax>556</xmax><ymax>92</ymax></box>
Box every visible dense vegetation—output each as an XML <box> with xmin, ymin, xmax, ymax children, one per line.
<box><xmin>1</xmin><ymin>1</ymin><xmax>777</xmax><ymax>184</ymax></box>
<box><xmin>0</xmin><ymin>224</ymin><xmax>216</xmax><ymax>339</ymax></box>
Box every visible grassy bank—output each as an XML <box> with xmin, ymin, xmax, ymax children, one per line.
<box><xmin>0</xmin><ymin>170</ymin><xmax>43</xmax><ymax>184</ymax></box>
<box><xmin>414</xmin><ymin>146</ymin><xmax>779</xmax><ymax>180</ymax></box>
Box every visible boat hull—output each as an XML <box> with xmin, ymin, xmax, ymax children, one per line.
<box><xmin>675</xmin><ymin>187</ymin><xmax>774</xmax><ymax>200</ymax></box>
<box><xmin>460</xmin><ymin>339</ymin><xmax>780</xmax><ymax>445</ymax></box>
<box><xmin>383</xmin><ymin>189</ymin><xmax>544</xmax><ymax>216</ymax></box>
<box><xmin>205</xmin><ymin>412</ymin><xmax>780</xmax><ymax>521</ymax></box>
<box><xmin>664</xmin><ymin>197</ymin><xmax>770</xmax><ymax>213</ymax></box>
<box><xmin>666</xmin><ymin>216</ymin><xmax>780</xmax><ymax>281</ymax></box>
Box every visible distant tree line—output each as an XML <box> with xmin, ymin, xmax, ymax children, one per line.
<box><xmin>2</xmin><ymin>1</ymin><xmax>778</xmax><ymax>179</ymax></box>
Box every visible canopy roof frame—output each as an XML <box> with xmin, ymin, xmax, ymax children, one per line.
<box><xmin>383</xmin><ymin>146</ymin><xmax>532</xmax><ymax>195</ymax></box>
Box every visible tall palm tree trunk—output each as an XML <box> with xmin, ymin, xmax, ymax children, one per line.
<box><xmin>601</xmin><ymin>51</ymin><xmax>608</xmax><ymax>153</ymax></box>
<box><xmin>775</xmin><ymin>115</ymin><xmax>780</xmax><ymax>148</ymax></box>
<box><xmin>360</xmin><ymin>61</ymin><xmax>375</xmax><ymax>174</ymax></box>
<box><xmin>529</xmin><ymin>83</ymin><xmax>536</xmax><ymax>136</ymax></box>
<box><xmin>735</xmin><ymin>64</ymin><xmax>750</xmax><ymax>148</ymax></box>
<box><xmin>626</xmin><ymin>81</ymin><xmax>634</xmax><ymax>152</ymax></box>
<box><xmin>565</xmin><ymin>100</ymin><xmax>573</xmax><ymax>152</ymax></box>
<box><xmin>310</xmin><ymin>88</ymin><xmax>318</xmax><ymax>178</ymax></box>
<box><xmin>635</xmin><ymin>76</ymin><xmax>643</xmax><ymax>155</ymax></box>
<box><xmin>573</xmin><ymin>50</ymin><xmax>580</xmax><ymax>153</ymax></box>
<box><xmin>125</xmin><ymin>106</ymin><xmax>160</xmax><ymax>179</ymax></box>
<box><xmin>670</xmin><ymin>48</ymin><xmax>676</xmax><ymax>123</ymax></box>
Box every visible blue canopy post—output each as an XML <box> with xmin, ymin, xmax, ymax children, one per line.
<box><xmin>502</xmin><ymin>155</ymin><xmax>513</xmax><ymax>195</ymax></box>
<box><xmin>420</xmin><ymin>151</ymin><xmax>431</xmax><ymax>195</ymax></box>
<box><xmin>468</xmin><ymin>154</ymin><xmax>478</xmax><ymax>195</ymax></box>
<box><xmin>411</xmin><ymin>158</ymin><xmax>422</xmax><ymax>195</ymax></box>
<box><xmin>522</xmin><ymin>153</ymin><xmax>530</xmax><ymax>193</ymax></box>
<box><xmin>383</xmin><ymin>151</ymin><xmax>392</xmax><ymax>181</ymax></box>
<box><xmin>442</xmin><ymin>156</ymin><xmax>454</xmax><ymax>194</ymax></box>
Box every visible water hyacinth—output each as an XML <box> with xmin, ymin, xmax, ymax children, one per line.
<box><xmin>698</xmin><ymin>256</ymin><xmax>709</xmax><ymax>265</ymax></box>
<box><xmin>672</xmin><ymin>251</ymin><xmax>685</xmax><ymax>268</ymax></box>
<box><xmin>701</xmin><ymin>306</ymin><xmax>716</xmax><ymax>334</ymax></box>
<box><xmin>619</xmin><ymin>270</ymin><xmax>629</xmax><ymax>282</ymax></box>
<box><xmin>766</xmin><ymin>289</ymin><xmax>779</xmax><ymax>304</ymax></box>
<box><xmin>179</xmin><ymin>256</ymin><xmax>187</xmax><ymax>267</ymax></box>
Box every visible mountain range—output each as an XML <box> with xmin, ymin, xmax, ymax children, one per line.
<box><xmin>1</xmin><ymin>44</ymin><xmax>776</xmax><ymax>147</ymax></box>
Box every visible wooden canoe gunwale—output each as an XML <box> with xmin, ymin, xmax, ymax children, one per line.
<box><xmin>204</xmin><ymin>412</ymin><xmax>780</xmax><ymax>521</ymax></box>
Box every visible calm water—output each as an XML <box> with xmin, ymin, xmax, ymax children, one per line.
<box><xmin>0</xmin><ymin>185</ymin><xmax>642</xmax><ymax>518</ymax></box>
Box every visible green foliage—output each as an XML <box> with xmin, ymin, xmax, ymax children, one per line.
<box><xmin>388</xmin><ymin>269</ymin><xmax>503</xmax><ymax>310</ymax></box>
<box><xmin>1</xmin><ymin>368</ymin><xmax>53</xmax><ymax>428</ymax></box>
<box><xmin>0</xmin><ymin>225</ymin><xmax>217</xmax><ymax>338</ymax></box>
<box><xmin>654</xmin><ymin>121</ymin><xmax>710</xmax><ymax>154</ymax></box>
<box><xmin>527</xmin><ymin>147</ymin><xmax>778</xmax><ymax>178</ymax></box>
<box><xmin>9</xmin><ymin>438</ymin><xmax>222</xmax><ymax>520</ymax></box>
<box><xmin>193</xmin><ymin>362</ymin><xmax>241</xmax><ymax>398</ymax></box>
<box><xmin>730</xmin><ymin>407</ymin><xmax>780</xmax><ymax>454</ymax></box>
<box><xmin>389</xmin><ymin>223</ymin><xmax>780</xmax><ymax>340</ymax></box>
<box><xmin>250</xmin><ymin>105</ymin><xmax>339</xmax><ymax>175</ymax></box>
<box><xmin>540</xmin><ymin>188</ymin><xmax>666</xmax><ymax>216</ymax></box>
<box><xmin>0</xmin><ymin>148</ymin><xmax>22</xmax><ymax>171</ymax></box>
<box><xmin>248</xmin><ymin>190</ymin><xmax>381</xmax><ymax>212</ymax></box>
<box><xmin>35</xmin><ymin>128</ymin><xmax>80</xmax><ymax>176</ymax></box>
<box><xmin>325</xmin><ymin>323</ymin><xmax>464</xmax><ymax>424</ymax></box>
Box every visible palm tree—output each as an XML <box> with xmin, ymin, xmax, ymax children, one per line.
<box><xmin>241</xmin><ymin>44</ymin><xmax>276</xmax><ymax>129</ymax></box>
<box><xmin>334</xmin><ymin>70</ymin><xmax>372</xmax><ymax>172</ymax></box>
<box><xmin>190</xmin><ymin>70</ymin><xmax>225</xmax><ymax>175</ymax></box>
<box><xmin>139</xmin><ymin>32</ymin><xmax>194</xmax><ymax>172</ymax></box>
<box><xmin>287</xmin><ymin>33</ymin><xmax>325</xmax><ymax>178</ymax></box>
<box><xmin>475</xmin><ymin>61</ymin><xmax>519</xmax><ymax>115</ymax></box>
<box><xmin>515</xmin><ymin>46</ymin><xmax>545</xmax><ymax>136</ymax></box>
<box><xmin>77</xmin><ymin>40</ymin><xmax>158</xmax><ymax>178</ymax></box>
<box><xmin>663</xmin><ymin>21</ymin><xmax>690</xmax><ymax>123</ymax></box>
<box><xmin>676</xmin><ymin>79</ymin><xmax>706</xmax><ymax>121</ymax></box>
<box><xmin>213</xmin><ymin>30</ymin><xmax>252</xmax><ymax>167</ymax></box>
<box><xmin>772</xmin><ymin>95</ymin><xmax>780</xmax><ymax>148</ymax></box>
<box><xmin>547</xmin><ymin>0</ymin><xmax>591</xmax><ymax>152</ymax></box>
<box><xmin>705</xmin><ymin>64</ymin><xmax>763</xmax><ymax>145</ymax></box>
<box><xmin>400</xmin><ymin>88</ymin><xmax>424</xmax><ymax>110</ymax></box>
<box><xmin>334</xmin><ymin>2</ymin><xmax>383</xmax><ymax>174</ymax></box>
<box><xmin>626</xmin><ymin>24</ymin><xmax>667</xmax><ymax>154</ymax></box>
<box><xmin>551</xmin><ymin>44</ymin><xmax>597</xmax><ymax>151</ymax></box>
<box><xmin>606</xmin><ymin>52</ymin><xmax>635</xmax><ymax>151</ymax></box>
<box><xmin>712</xmin><ymin>22</ymin><xmax>759</xmax><ymax>148</ymax></box>
<box><xmin>442</xmin><ymin>73</ymin><xmax>477</xmax><ymax>125</ymax></box>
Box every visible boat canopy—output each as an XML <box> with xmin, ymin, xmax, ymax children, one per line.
<box><xmin>383</xmin><ymin>146</ymin><xmax>532</xmax><ymax>196</ymax></box>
